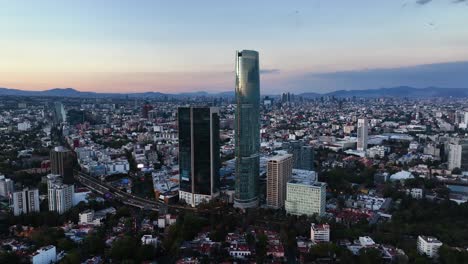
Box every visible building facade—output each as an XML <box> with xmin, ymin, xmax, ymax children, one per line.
<box><xmin>284</xmin><ymin>141</ymin><xmax>315</xmax><ymax>171</ymax></box>
<box><xmin>32</xmin><ymin>245</ymin><xmax>57</xmax><ymax>264</ymax></box>
<box><xmin>12</xmin><ymin>188</ymin><xmax>40</xmax><ymax>216</ymax></box>
<box><xmin>50</xmin><ymin>146</ymin><xmax>74</xmax><ymax>184</ymax></box>
<box><xmin>310</xmin><ymin>223</ymin><xmax>330</xmax><ymax>243</ymax></box>
<box><xmin>47</xmin><ymin>174</ymin><xmax>74</xmax><ymax>214</ymax></box>
<box><xmin>357</xmin><ymin>118</ymin><xmax>368</xmax><ymax>151</ymax></box>
<box><xmin>266</xmin><ymin>154</ymin><xmax>293</xmax><ymax>209</ymax></box>
<box><xmin>417</xmin><ymin>236</ymin><xmax>443</xmax><ymax>258</ymax></box>
<box><xmin>53</xmin><ymin>102</ymin><xmax>66</xmax><ymax>124</ymax></box>
<box><xmin>178</xmin><ymin>107</ymin><xmax>220</xmax><ymax>207</ymax></box>
<box><xmin>285</xmin><ymin>176</ymin><xmax>326</xmax><ymax>217</ymax></box>
<box><xmin>0</xmin><ymin>175</ymin><xmax>14</xmax><ymax>197</ymax></box>
<box><xmin>234</xmin><ymin>50</ymin><xmax>261</xmax><ymax>209</ymax></box>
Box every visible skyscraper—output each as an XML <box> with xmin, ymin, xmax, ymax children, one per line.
<box><xmin>178</xmin><ymin>107</ymin><xmax>220</xmax><ymax>207</ymax></box>
<box><xmin>234</xmin><ymin>50</ymin><xmax>260</xmax><ymax>209</ymax></box>
<box><xmin>357</xmin><ymin>118</ymin><xmax>369</xmax><ymax>151</ymax></box>
<box><xmin>266</xmin><ymin>154</ymin><xmax>293</xmax><ymax>209</ymax></box>
<box><xmin>50</xmin><ymin>146</ymin><xmax>74</xmax><ymax>184</ymax></box>
<box><xmin>53</xmin><ymin>102</ymin><xmax>67</xmax><ymax>124</ymax></box>
<box><xmin>284</xmin><ymin>141</ymin><xmax>315</xmax><ymax>171</ymax></box>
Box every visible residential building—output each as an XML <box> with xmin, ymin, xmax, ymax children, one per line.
<box><xmin>417</xmin><ymin>236</ymin><xmax>443</xmax><ymax>258</ymax></box>
<box><xmin>32</xmin><ymin>245</ymin><xmax>57</xmax><ymax>264</ymax></box>
<box><xmin>178</xmin><ymin>107</ymin><xmax>220</xmax><ymax>207</ymax></box>
<box><xmin>407</xmin><ymin>188</ymin><xmax>424</xmax><ymax>199</ymax></box>
<box><xmin>79</xmin><ymin>209</ymin><xmax>95</xmax><ymax>225</ymax></box>
<box><xmin>448</xmin><ymin>139</ymin><xmax>468</xmax><ymax>171</ymax></box>
<box><xmin>310</xmin><ymin>223</ymin><xmax>330</xmax><ymax>243</ymax></box>
<box><xmin>234</xmin><ymin>50</ymin><xmax>260</xmax><ymax>209</ymax></box>
<box><xmin>141</xmin><ymin>235</ymin><xmax>159</xmax><ymax>247</ymax></box>
<box><xmin>0</xmin><ymin>175</ymin><xmax>14</xmax><ymax>197</ymax></box>
<box><xmin>11</xmin><ymin>188</ymin><xmax>40</xmax><ymax>216</ymax></box>
<box><xmin>47</xmin><ymin>174</ymin><xmax>74</xmax><ymax>214</ymax></box>
<box><xmin>266</xmin><ymin>154</ymin><xmax>293</xmax><ymax>209</ymax></box>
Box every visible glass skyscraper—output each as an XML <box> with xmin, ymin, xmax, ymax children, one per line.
<box><xmin>178</xmin><ymin>107</ymin><xmax>220</xmax><ymax>207</ymax></box>
<box><xmin>234</xmin><ymin>50</ymin><xmax>260</xmax><ymax>209</ymax></box>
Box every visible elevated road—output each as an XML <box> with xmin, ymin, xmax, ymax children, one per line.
<box><xmin>74</xmin><ymin>171</ymin><xmax>196</xmax><ymax>212</ymax></box>
<box><xmin>75</xmin><ymin>171</ymin><xmax>161</xmax><ymax>211</ymax></box>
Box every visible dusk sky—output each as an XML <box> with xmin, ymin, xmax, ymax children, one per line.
<box><xmin>1</xmin><ymin>0</ymin><xmax>468</xmax><ymax>94</ymax></box>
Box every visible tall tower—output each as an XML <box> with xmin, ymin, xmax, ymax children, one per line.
<box><xmin>266</xmin><ymin>154</ymin><xmax>293</xmax><ymax>209</ymax></box>
<box><xmin>357</xmin><ymin>118</ymin><xmax>368</xmax><ymax>151</ymax></box>
<box><xmin>234</xmin><ymin>50</ymin><xmax>260</xmax><ymax>209</ymax></box>
<box><xmin>50</xmin><ymin>146</ymin><xmax>74</xmax><ymax>184</ymax></box>
<box><xmin>178</xmin><ymin>107</ymin><xmax>220</xmax><ymax>207</ymax></box>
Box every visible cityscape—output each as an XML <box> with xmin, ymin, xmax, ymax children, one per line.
<box><xmin>1</xmin><ymin>1</ymin><xmax>468</xmax><ymax>264</ymax></box>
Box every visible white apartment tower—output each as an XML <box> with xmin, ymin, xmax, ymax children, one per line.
<box><xmin>47</xmin><ymin>174</ymin><xmax>74</xmax><ymax>214</ymax></box>
<box><xmin>12</xmin><ymin>188</ymin><xmax>40</xmax><ymax>216</ymax></box>
<box><xmin>417</xmin><ymin>236</ymin><xmax>443</xmax><ymax>258</ymax></box>
<box><xmin>266</xmin><ymin>154</ymin><xmax>293</xmax><ymax>209</ymax></box>
<box><xmin>357</xmin><ymin>118</ymin><xmax>369</xmax><ymax>151</ymax></box>
<box><xmin>0</xmin><ymin>175</ymin><xmax>14</xmax><ymax>197</ymax></box>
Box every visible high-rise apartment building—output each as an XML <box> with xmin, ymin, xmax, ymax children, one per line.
<box><xmin>178</xmin><ymin>107</ymin><xmax>220</xmax><ymax>207</ymax></box>
<box><xmin>448</xmin><ymin>143</ymin><xmax>462</xmax><ymax>170</ymax></box>
<box><xmin>47</xmin><ymin>174</ymin><xmax>74</xmax><ymax>214</ymax></box>
<box><xmin>448</xmin><ymin>139</ymin><xmax>468</xmax><ymax>171</ymax></box>
<box><xmin>12</xmin><ymin>188</ymin><xmax>40</xmax><ymax>216</ymax></box>
<box><xmin>0</xmin><ymin>175</ymin><xmax>14</xmax><ymax>197</ymax></box>
<box><xmin>266</xmin><ymin>154</ymin><xmax>293</xmax><ymax>209</ymax></box>
<box><xmin>417</xmin><ymin>236</ymin><xmax>443</xmax><ymax>258</ymax></box>
<box><xmin>50</xmin><ymin>146</ymin><xmax>74</xmax><ymax>184</ymax></box>
<box><xmin>234</xmin><ymin>50</ymin><xmax>260</xmax><ymax>209</ymax></box>
<box><xmin>357</xmin><ymin>118</ymin><xmax>369</xmax><ymax>151</ymax></box>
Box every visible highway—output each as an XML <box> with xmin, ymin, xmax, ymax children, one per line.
<box><xmin>74</xmin><ymin>171</ymin><xmax>196</xmax><ymax>212</ymax></box>
<box><xmin>74</xmin><ymin>171</ymin><xmax>162</xmax><ymax>211</ymax></box>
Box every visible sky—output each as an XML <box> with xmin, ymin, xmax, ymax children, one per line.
<box><xmin>1</xmin><ymin>0</ymin><xmax>468</xmax><ymax>94</ymax></box>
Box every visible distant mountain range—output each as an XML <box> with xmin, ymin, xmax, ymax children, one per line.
<box><xmin>1</xmin><ymin>86</ymin><xmax>468</xmax><ymax>99</ymax></box>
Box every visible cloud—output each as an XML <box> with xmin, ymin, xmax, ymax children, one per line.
<box><xmin>416</xmin><ymin>0</ymin><xmax>432</xmax><ymax>5</ymax></box>
<box><xmin>260</xmin><ymin>69</ymin><xmax>280</xmax><ymax>74</ymax></box>
<box><xmin>279</xmin><ymin>61</ymin><xmax>468</xmax><ymax>93</ymax></box>
<box><xmin>415</xmin><ymin>0</ymin><xmax>467</xmax><ymax>4</ymax></box>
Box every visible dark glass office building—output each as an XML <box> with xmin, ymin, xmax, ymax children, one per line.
<box><xmin>234</xmin><ymin>50</ymin><xmax>260</xmax><ymax>209</ymax></box>
<box><xmin>50</xmin><ymin>146</ymin><xmax>74</xmax><ymax>184</ymax></box>
<box><xmin>178</xmin><ymin>107</ymin><xmax>220</xmax><ymax>207</ymax></box>
<box><xmin>284</xmin><ymin>141</ymin><xmax>315</xmax><ymax>171</ymax></box>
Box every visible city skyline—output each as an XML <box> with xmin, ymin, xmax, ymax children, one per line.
<box><xmin>1</xmin><ymin>0</ymin><xmax>468</xmax><ymax>93</ymax></box>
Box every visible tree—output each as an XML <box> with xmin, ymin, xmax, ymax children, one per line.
<box><xmin>138</xmin><ymin>244</ymin><xmax>158</xmax><ymax>261</ymax></box>
<box><xmin>110</xmin><ymin>236</ymin><xmax>139</xmax><ymax>261</ymax></box>
<box><xmin>255</xmin><ymin>233</ymin><xmax>268</xmax><ymax>263</ymax></box>
<box><xmin>0</xmin><ymin>252</ymin><xmax>20</xmax><ymax>264</ymax></box>
<box><xmin>358</xmin><ymin>248</ymin><xmax>381</xmax><ymax>264</ymax></box>
<box><xmin>60</xmin><ymin>250</ymin><xmax>80</xmax><ymax>264</ymax></box>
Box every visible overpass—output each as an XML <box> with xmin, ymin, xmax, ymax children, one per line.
<box><xmin>74</xmin><ymin>171</ymin><xmax>196</xmax><ymax>212</ymax></box>
<box><xmin>74</xmin><ymin>171</ymin><xmax>161</xmax><ymax>211</ymax></box>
